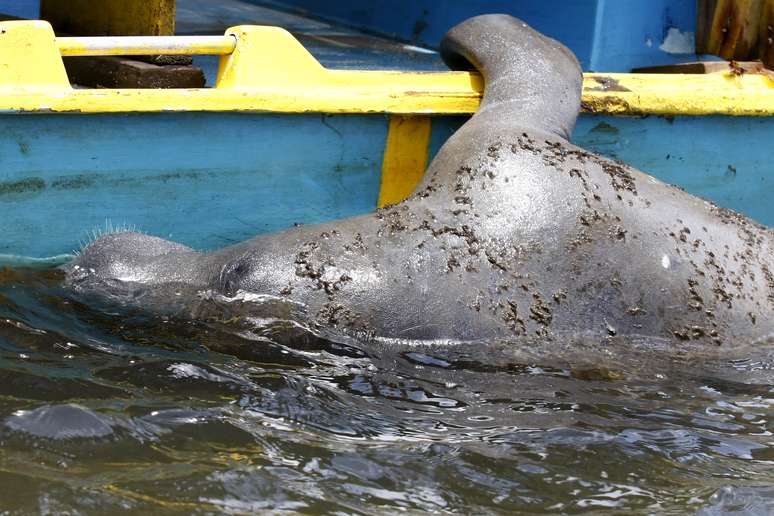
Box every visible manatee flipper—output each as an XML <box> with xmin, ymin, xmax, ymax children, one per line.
<box><xmin>440</xmin><ymin>14</ymin><xmax>582</xmax><ymax>140</ymax></box>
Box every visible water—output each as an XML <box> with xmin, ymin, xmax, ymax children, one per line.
<box><xmin>0</xmin><ymin>266</ymin><xmax>772</xmax><ymax>514</ymax></box>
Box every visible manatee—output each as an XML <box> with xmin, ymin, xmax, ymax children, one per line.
<box><xmin>64</xmin><ymin>15</ymin><xmax>774</xmax><ymax>346</ymax></box>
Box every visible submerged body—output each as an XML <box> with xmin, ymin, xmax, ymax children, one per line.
<box><xmin>65</xmin><ymin>15</ymin><xmax>774</xmax><ymax>345</ymax></box>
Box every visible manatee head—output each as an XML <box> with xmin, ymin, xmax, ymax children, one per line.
<box><xmin>64</xmin><ymin>231</ymin><xmax>209</xmax><ymax>304</ymax></box>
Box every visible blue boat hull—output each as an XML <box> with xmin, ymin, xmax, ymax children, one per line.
<box><xmin>0</xmin><ymin>112</ymin><xmax>771</xmax><ymax>262</ymax></box>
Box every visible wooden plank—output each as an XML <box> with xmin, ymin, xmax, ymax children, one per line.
<box><xmin>38</xmin><ymin>3</ymin><xmax>199</xmax><ymax>89</ymax></box>
<box><xmin>40</xmin><ymin>0</ymin><xmax>175</xmax><ymax>36</ymax></box>
<box><xmin>710</xmin><ymin>0</ymin><xmax>746</xmax><ymax>57</ymax></box>
<box><xmin>632</xmin><ymin>60</ymin><xmax>774</xmax><ymax>80</ymax></box>
<box><xmin>63</xmin><ymin>56</ymin><xmax>205</xmax><ymax>88</ymax></box>
<box><xmin>733</xmin><ymin>0</ymin><xmax>763</xmax><ymax>59</ymax></box>
<box><xmin>634</xmin><ymin>61</ymin><xmax>736</xmax><ymax>74</ymax></box>
<box><xmin>697</xmin><ymin>0</ymin><xmax>718</xmax><ymax>54</ymax></box>
<box><xmin>698</xmin><ymin>0</ymin><xmax>774</xmax><ymax>66</ymax></box>
<box><xmin>761</xmin><ymin>0</ymin><xmax>774</xmax><ymax>67</ymax></box>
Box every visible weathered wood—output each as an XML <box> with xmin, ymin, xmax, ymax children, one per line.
<box><xmin>748</xmin><ymin>1</ymin><xmax>766</xmax><ymax>56</ymax></box>
<box><xmin>707</xmin><ymin>0</ymin><xmax>750</xmax><ymax>57</ymax></box>
<box><xmin>696</xmin><ymin>0</ymin><xmax>718</xmax><ymax>54</ymax></box>
<box><xmin>760</xmin><ymin>0</ymin><xmax>774</xmax><ymax>67</ymax></box>
<box><xmin>632</xmin><ymin>60</ymin><xmax>773</xmax><ymax>76</ymax></box>
<box><xmin>40</xmin><ymin>0</ymin><xmax>175</xmax><ymax>36</ymax></box>
<box><xmin>697</xmin><ymin>0</ymin><xmax>774</xmax><ymax>67</ymax></box>
<box><xmin>39</xmin><ymin>1</ymin><xmax>199</xmax><ymax>89</ymax></box>
<box><xmin>63</xmin><ymin>56</ymin><xmax>205</xmax><ymax>89</ymax></box>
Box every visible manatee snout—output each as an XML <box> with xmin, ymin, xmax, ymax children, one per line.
<box><xmin>64</xmin><ymin>232</ymin><xmax>205</xmax><ymax>298</ymax></box>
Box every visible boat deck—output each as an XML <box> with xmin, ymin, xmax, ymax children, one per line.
<box><xmin>0</xmin><ymin>0</ymin><xmax>450</xmax><ymax>79</ymax></box>
<box><xmin>176</xmin><ymin>0</ymin><xmax>448</xmax><ymax>85</ymax></box>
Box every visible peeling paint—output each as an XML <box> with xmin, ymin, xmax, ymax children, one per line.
<box><xmin>588</xmin><ymin>76</ymin><xmax>632</xmax><ymax>92</ymax></box>
<box><xmin>659</xmin><ymin>28</ymin><xmax>695</xmax><ymax>55</ymax></box>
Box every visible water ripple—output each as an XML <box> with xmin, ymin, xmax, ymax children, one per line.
<box><xmin>0</xmin><ymin>266</ymin><xmax>770</xmax><ymax>513</ymax></box>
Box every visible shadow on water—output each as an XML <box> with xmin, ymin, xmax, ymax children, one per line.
<box><xmin>0</xmin><ymin>265</ymin><xmax>772</xmax><ymax>514</ymax></box>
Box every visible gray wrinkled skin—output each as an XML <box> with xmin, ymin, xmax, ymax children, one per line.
<box><xmin>64</xmin><ymin>15</ymin><xmax>774</xmax><ymax>346</ymax></box>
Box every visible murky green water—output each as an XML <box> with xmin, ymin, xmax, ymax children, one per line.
<box><xmin>0</xmin><ymin>266</ymin><xmax>772</xmax><ymax>514</ymax></box>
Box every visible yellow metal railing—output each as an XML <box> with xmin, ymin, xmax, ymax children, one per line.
<box><xmin>57</xmin><ymin>34</ymin><xmax>237</xmax><ymax>56</ymax></box>
<box><xmin>0</xmin><ymin>20</ymin><xmax>772</xmax><ymax>117</ymax></box>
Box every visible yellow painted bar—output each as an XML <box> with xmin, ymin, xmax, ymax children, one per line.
<box><xmin>0</xmin><ymin>70</ymin><xmax>764</xmax><ymax>117</ymax></box>
<box><xmin>57</xmin><ymin>35</ymin><xmax>236</xmax><ymax>56</ymax></box>
<box><xmin>40</xmin><ymin>0</ymin><xmax>175</xmax><ymax>36</ymax></box>
<box><xmin>0</xmin><ymin>21</ymin><xmax>773</xmax><ymax>116</ymax></box>
<box><xmin>378</xmin><ymin>116</ymin><xmax>432</xmax><ymax>207</ymax></box>
<box><xmin>0</xmin><ymin>20</ymin><xmax>70</xmax><ymax>90</ymax></box>
<box><xmin>581</xmin><ymin>73</ymin><xmax>774</xmax><ymax>116</ymax></box>
<box><xmin>0</xmin><ymin>74</ymin><xmax>482</xmax><ymax>114</ymax></box>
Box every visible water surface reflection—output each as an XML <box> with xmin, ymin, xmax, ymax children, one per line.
<box><xmin>0</xmin><ymin>267</ymin><xmax>771</xmax><ymax>513</ymax></box>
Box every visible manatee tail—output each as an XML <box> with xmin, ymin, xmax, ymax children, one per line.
<box><xmin>440</xmin><ymin>14</ymin><xmax>582</xmax><ymax>140</ymax></box>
